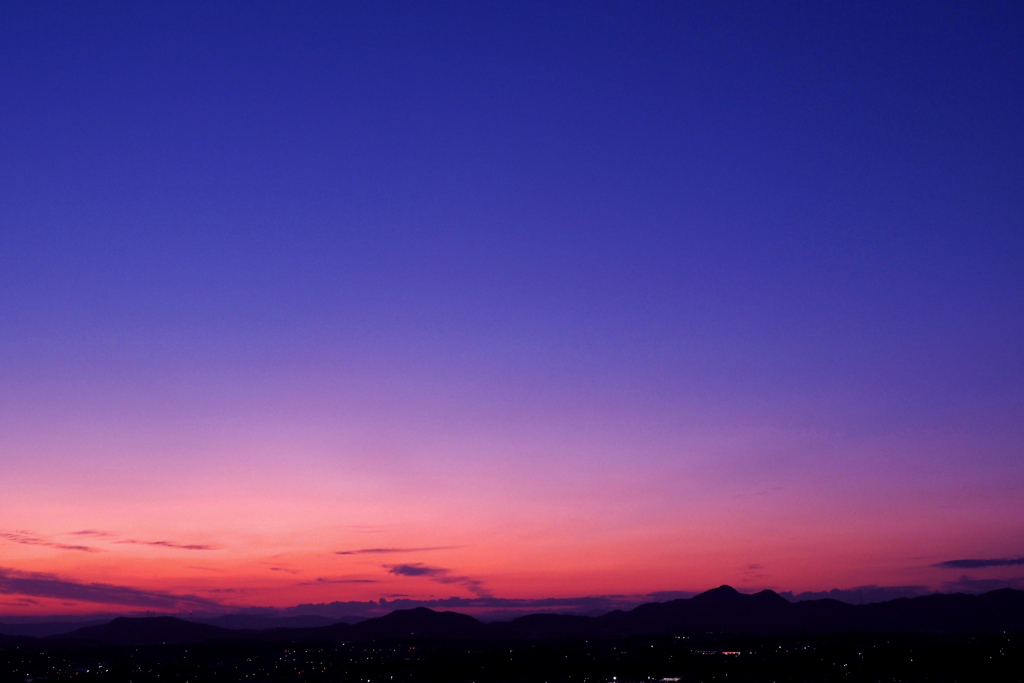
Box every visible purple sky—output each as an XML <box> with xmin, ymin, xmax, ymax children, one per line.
<box><xmin>0</xmin><ymin>1</ymin><xmax>1022</xmax><ymax>616</ymax></box>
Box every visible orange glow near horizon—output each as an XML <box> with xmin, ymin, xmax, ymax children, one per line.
<box><xmin>3</xmin><ymin>438</ymin><xmax>1023</xmax><ymax>616</ymax></box>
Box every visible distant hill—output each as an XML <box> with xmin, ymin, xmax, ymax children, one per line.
<box><xmin>591</xmin><ymin>586</ymin><xmax>1024</xmax><ymax>636</ymax></box>
<box><xmin>196</xmin><ymin>614</ymin><xmax>355</xmax><ymax>630</ymax></box>
<box><xmin>0</xmin><ymin>633</ymin><xmax>38</xmax><ymax>646</ymax></box>
<box><xmin>60</xmin><ymin>616</ymin><xmax>237</xmax><ymax>646</ymax></box>
<box><xmin>0</xmin><ymin>620</ymin><xmax>108</xmax><ymax>638</ymax></box>
<box><xmin>50</xmin><ymin>586</ymin><xmax>1024</xmax><ymax>646</ymax></box>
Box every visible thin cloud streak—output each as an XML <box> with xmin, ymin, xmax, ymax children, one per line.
<box><xmin>335</xmin><ymin>546</ymin><xmax>462</xmax><ymax>555</ymax></box>
<box><xmin>0</xmin><ymin>531</ymin><xmax>99</xmax><ymax>553</ymax></box>
<box><xmin>941</xmin><ymin>575</ymin><xmax>1024</xmax><ymax>592</ymax></box>
<box><xmin>0</xmin><ymin>567</ymin><xmax>221</xmax><ymax>609</ymax></box>
<box><xmin>386</xmin><ymin>563</ymin><xmax>490</xmax><ymax>597</ymax></box>
<box><xmin>933</xmin><ymin>557</ymin><xmax>1024</xmax><ymax>569</ymax></box>
<box><xmin>114</xmin><ymin>540</ymin><xmax>218</xmax><ymax>550</ymax></box>
<box><xmin>9</xmin><ymin>530</ymin><xmax>219</xmax><ymax>552</ymax></box>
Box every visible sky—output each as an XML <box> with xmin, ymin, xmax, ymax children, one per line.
<box><xmin>1</xmin><ymin>1</ymin><xmax>1022</xmax><ymax>617</ymax></box>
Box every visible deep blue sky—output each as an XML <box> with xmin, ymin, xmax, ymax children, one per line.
<box><xmin>4</xmin><ymin>3</ymin><xmax>1021</xmax><ymax>352</ymax></box>
<box><xmin>1</xmin><ymin>2</ymin><xmax>1022</xmax><ymax>610</ymax></box>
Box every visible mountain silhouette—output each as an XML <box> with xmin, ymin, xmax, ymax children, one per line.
<box><xmin>349</xmin><ymin>606</ymin><xmax>482</xmax><ymax>639</ymax></box>
<box><xmin>197</xmin><ymin>614</ymin><xmax>350</xmax><ymax>630</ymax></box>
<box><xmin>61</xmin><ymin>616</ymin><xmax>237</xmax><ymax>646</ymax></box>
<box><xmin>0</xmin><ymin>619</ymin><xmax>108</xmax><ymax>638</ymax></box>
<box><xmin>51</xmin><ymin>586</ymin><xmax>1024</xmax><ymax>646</ymax></box>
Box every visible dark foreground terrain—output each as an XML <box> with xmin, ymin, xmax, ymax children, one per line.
<box><xmin>2</xmin><ymin>633</ymin><xmax>1022</xmax><ymax>683</ymax></box>
<box><xmin>3</xmin><ymin>588</ymin><xmax>1022</xmax><ymax>682</ymax></box>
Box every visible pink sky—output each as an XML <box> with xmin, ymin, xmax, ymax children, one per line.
<box><xmin>3</xmin><ymin>400</ymin><xmax>1022</xmax><ymax>616</ymax></box>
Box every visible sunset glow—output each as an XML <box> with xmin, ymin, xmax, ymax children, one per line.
<box><xmin>1</xmin><ymin>2</ymin><xmax>1022</xmax><ymax>618</ymax></box>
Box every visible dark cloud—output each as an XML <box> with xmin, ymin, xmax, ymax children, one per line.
<box><xmin>115</xmin><ymin>540</ymin><xmax>217</xmax><ymax>550</ymax></box>
<box><xmin>780</xmin><ymin>585</ymin><xmax>929</xmax><ymax>604</ymax></box>
<box><xmin>0</xmin><ymin>531</ymin><xmax>99</xmax><ymax>553</ymax></box>
<box><xmin>941</xmin><ymin>575</ymin><xmax>1024</xmax><ymax>593</ymax></box>
<box><xmin>301</xmin><ymin>578</ymin><xmax>379</xmax><ymax>585</ymax></box>
<box><xmin>645</xmin><ymin>591</ymin><xmax>697</xmax><ymax>601</ymax></box>
<box><xmin>268</xmin><ymin>567</ymin><xmax>300</xmax><ymax>574</ymax></box>
<box><xmin>335</xmin><ymin>546</ymin><xmax>462</xmax><ymax>555</ymax></box>
<box><xmin>385</xmin><ymin>564</ymin><xmax>489</xmax><ymax>597</ymax></box>
<box><xmin>0</xmin><ymin>567</ymin><xmax>221</xmax><ymax>609</ymax></box>
<box><xmin>388</xmin><ymin>564</ymin><xmax>442</xmax><ymax>577</ymax></box>
<box><xmin>69</xmin><ymin>530</ymin><xmax>115</xmax><ymax>537</ymax></box>
<box><xmin>933</xmin><ymin>557</ymin><xmax>1024</xmax><ymax>569</ymax></box>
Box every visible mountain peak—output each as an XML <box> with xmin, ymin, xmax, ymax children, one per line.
<box><xmin>752</xmin><ymin>589</ymin><xmax>788</xmax><ymax>601</ymax></box>
<box><xmin>694</xmin><ymin>585</ymin><xmax>742</xmax><ymax>599</ymax></box>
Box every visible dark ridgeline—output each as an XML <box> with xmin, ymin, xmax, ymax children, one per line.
<box><xmin>18</xmin><ymin>585</ymin><xmax>1024</xmax><ymax>646</ymax></box>
<box><xmin>51</xmin><ymin>617</ymin><xmax>230</xmax><ymax>647</ymax></box>
<box><xmin>199</xmin><ymin>614</ymin><xmax>348</xmax><ymax>630</ymax></box>
<box><xmin>0</xmin><ymin>620</ymin><xmax>109</xmax><ymax>638</ymax></box>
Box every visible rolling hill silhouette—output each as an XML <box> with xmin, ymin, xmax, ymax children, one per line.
<box><xmin>62</xmin><ymin>616</ymin><xmax>237</xmax><ymax>646</ymax></box>
<box><xmin>50</xmin><ymin>586</ymin><xmax>1024</xmax><ymax>646</ymax></box>
<box><xmin>0</xmin><ymin>619</ymin><xmax>108</xmax><ymax>638</ymax></box>
<box><xmin>197</xmin><ymin>614</ymin><xmax>350</xmax><ymax>630</ymax></box>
